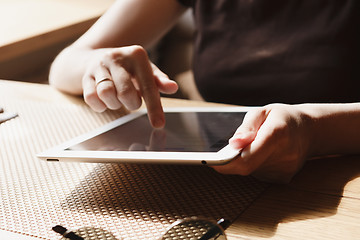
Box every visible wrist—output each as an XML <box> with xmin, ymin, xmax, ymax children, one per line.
<box><xmin>297</xmin><ymin>103</ymin><xmax>360</xmax><ymax>157</ymax></box>
<box><xmin>296</xmin><ymin>104</ymin><xmax>322</xmax><ymax>158</ymax></box>
<box><xmin>292</xmin><ymin>104</ymin><xmax>318</xmax><ymax>159</ymax></box>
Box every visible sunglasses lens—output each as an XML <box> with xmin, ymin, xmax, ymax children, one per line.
<box><xmin>161</xmin><ymin>218</ymin><xmax>226</xmax><ymax>240</ymax></box>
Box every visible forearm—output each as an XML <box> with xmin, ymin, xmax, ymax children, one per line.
<box><xmin>49</xmin><ymin>0</ymin><xmax>186</xmax><ymax>95</ymax></box>
<box><xmin>303</xmin><ymin>103</ymin><xmax>360</xmax><ymax>157</ymax></box>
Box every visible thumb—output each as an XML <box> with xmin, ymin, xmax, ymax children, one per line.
<box><xmin>229</xmin><ymin>107</ymin><xmax>268</xmax><ymax>149</ymax></box>
<box><xmin>151</xmin><ymin>63</ymin><xmax>178</xmax><ymax>94</ymax></box>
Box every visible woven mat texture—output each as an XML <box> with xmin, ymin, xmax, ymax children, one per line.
<box><xmin>0</xmin><ymin>93</ymin><xmax>267</xmax><ymax>239</ymax></box>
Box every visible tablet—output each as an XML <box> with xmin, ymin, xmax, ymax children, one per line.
<box><xmin>37</xmin><ymin>107</ymin><xmax>251</xmax><ymax>165</ymax></box>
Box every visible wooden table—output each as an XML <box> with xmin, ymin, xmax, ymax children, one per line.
<box><xmin>227</xmin><ymin>156</ymin><xmax>360</xmax><ymax>239</ymax></box>
<box><xmin>1</xmin><ymin>80</ymin><xmax>360</xmax><ymax>239</ymax></box>
<box><xmin>0</xmin><ymin>0</ymin><xmax>114</xmax><ymax>81</ymax></box>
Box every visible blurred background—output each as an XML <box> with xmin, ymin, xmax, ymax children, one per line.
<box><xmin>0</xmin><ymin>0</ymin><xmax>200</xmax><ymax>99</ymax></box>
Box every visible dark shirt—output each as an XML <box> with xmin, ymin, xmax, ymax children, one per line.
<box><xmin>178</xmin><ymin>0</ymin><xmax>360</xmax><ymax>105</ymax></box>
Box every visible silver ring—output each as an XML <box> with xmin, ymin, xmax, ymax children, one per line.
<box><xmin>95</xmin><ymin>77</ymin><xmax>112</xmax><ymax>87</ymax></box>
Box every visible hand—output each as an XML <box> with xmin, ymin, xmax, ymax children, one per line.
<box><xmin>82</xmin><ymin>45</ymin><xmax>178</xmax><ymax>128</ymax></box>
<box><xmin>212</xmin><ymin>104</ymin><xmax>312</xmax><ymax>183</ymax></box>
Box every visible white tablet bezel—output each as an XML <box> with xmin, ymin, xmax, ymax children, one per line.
<box><xmin>37</xmin><ymin>106</ymin><xmax>252</xmax><ymax>165</ymax></box>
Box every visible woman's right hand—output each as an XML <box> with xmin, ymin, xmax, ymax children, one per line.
<box><xmin>82</xmin><ymin>45</ymin><xmax>178</xmax><ymax>128</ymax></box>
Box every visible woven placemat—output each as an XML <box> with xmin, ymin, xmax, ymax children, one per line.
<box><xmin>0</xmin><ymin>93</ymin><xmax>268</xmax><ymax>240</ymax></box>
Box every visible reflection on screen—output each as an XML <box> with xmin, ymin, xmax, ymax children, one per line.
<box><xmin>67</xmin><ymin>112</ymin><xmax>246</xmax><ymax>152</ymax></box>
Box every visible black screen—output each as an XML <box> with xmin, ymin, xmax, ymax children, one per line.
<box><xmin>67</xmin><ymin>112</ymin><xmax>246</xmax><ymax>152</ymax></box>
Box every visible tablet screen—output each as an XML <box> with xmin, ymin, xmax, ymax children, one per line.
<box><xmin>67</xmin><ymin>112</ymin><xmax>245</xmax><ymax>152</ymax></box>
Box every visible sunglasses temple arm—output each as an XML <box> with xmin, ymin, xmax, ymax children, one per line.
<box><xmin>199</xmin><ymin>218</ymin><xmax>231</xmax><ymax>240</ymax></box>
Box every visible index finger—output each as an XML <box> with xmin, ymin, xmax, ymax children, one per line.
<box><xmin>124</xmin><ymin>46</ymin><xmax>165</xmax><ymax>128</ymax></box>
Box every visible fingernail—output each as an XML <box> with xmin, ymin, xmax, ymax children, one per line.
<box><xmin>233</xmin><ymin>131</ymin><xmax>252</xmax><ymax>139</ymax></box>
<box><xmin>159</xmin><ymin>76</ymin><xmax>172</xmax><ymax>82</ymax></box>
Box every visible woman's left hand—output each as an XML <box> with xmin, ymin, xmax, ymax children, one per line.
<box><xmin>212</xmin><ymin>104</ymin><xmax>312</xmax><ymax>183</ymax></box>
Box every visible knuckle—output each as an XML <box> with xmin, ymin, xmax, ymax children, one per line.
<box><xmin>89</xmin><ymin>55</ymin><xmax>109</xmax><ymax>70</ymax></box>
<box><xmin>268</xmin><ymin>123</ymin><xmax>289</xmax><ymax>144</ymax></box>
<box><xmin>83</xmin><ymin>89</ymin><xmax>97</xmax><ymax>104</ymax></box>
<box><xmin>102</xmin><ymin>46</ymin><xmax>149</xmax><ymax>68</ymax></box>
<box><xmin>104</xmin><ymin>49</ymin><xmax>119</xmax><ymax>61</ymax></box>
<box><xmin>255</xmin><ymin>105</ymin><xmax>269</xmax><ymax>114</ymax></box>
<box><xmin>272</xmin><ymin>120</ymin><xmax>288</xmax><ymax>134</ymax></box>
<box><xmin>83</xmin><ymin>91</ymin><xmax>106</xmax><ymax>112</ymax></box>
<box><xmin>116</xmin><ymin>84</ymin><xmax>133</xmax><ymax>98</ymax></box>
<box><xmin>141</xmin><ymin>83</ymin><xmax>156</xmax><ymax>94</ymax></box>
<box><xmin>128</xmin><ymin>45</ymin><xmax>148</xmax><ymax>61</ymax></box>
<box><xmin>98</xmin><ymin>59</ymin><xmax>107</xmax><ymax>68</ymax></box>
<box><xmin>266</xmin><ymin>103</ymin><xmax>285</xmax><ymax>109</ymax></box>
<box><xmin>97</xmin><ymin>84</ymin><xmax>115</xmax><ymax>97</ymax></box>
<box><xmin>102</xmin><ymin>49</ymin><xmax>125</xmax><ymax>66</ymax></box>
